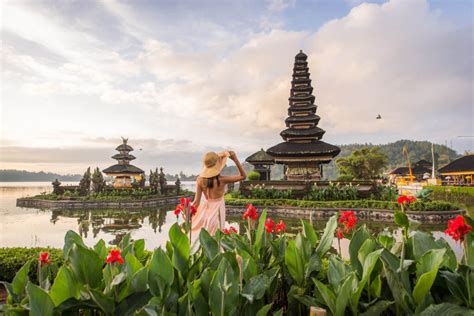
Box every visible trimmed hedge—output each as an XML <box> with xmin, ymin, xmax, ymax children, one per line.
<box><xmin>225</xmin><ymin>197</ymin><xmax>460</xmax><ymax>212</ymax></box>
<box><xmin>427</xmin><ymin>185</ymin><xmax>474</xmax><ymax>206</ymax></box>
<box><xmin>0</xmin><ymin>248</ymin><xmax>64</xmax><ymax>282</ymax></box>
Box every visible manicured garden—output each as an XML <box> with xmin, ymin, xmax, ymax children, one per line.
<box><xmin>1</xmin><ymin>197</ymin><xmax>473</xmax><ymax>315</ymax></box>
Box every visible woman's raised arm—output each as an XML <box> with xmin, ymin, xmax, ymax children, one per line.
<box><xmin>222</xmin><ymin>151</ymin><xmax>246</xmax><ymax>183</ymax></box>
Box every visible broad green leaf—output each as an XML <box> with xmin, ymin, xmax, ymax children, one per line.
<box><xmin>63</xmin><ymin>230</ymin><xmax>85</xmax><ymax>258</ymax></box>
<box><xmin>305</xmin><ymin>253</ymin><xmax>322</xmax><ymax>278</ymax></box>
<box><xmin>296</xmin><ymin>233</ymin><xmax>311</xmax><ymax>263</ymax></box>
<box><xmin>133</xmin><ymin>239</ymin><xmax>146</xmax><ymax>262</ymax></box>
<box><xmin>328</xmin><ymin>256</ymin><xmax>347</xmax><ymax>291</ymax></box>
<box><xmin>315</xmin><ymin>214</ymin><xmax>338</xmax><ymax>256</ymax></box>
<box><xmin>168</xmin><ymin>223</ymin><xmax>190</xmax><ymax>278</ymax></box>
<box><xmin>357</xmin><ymin>239</ymin><xmax>376</xmax><ymax>269</ymax></box>
<box><xmin>413</xmin><ymin>248</ymin><xmax>446</xmax><ymax>305</ymax></box>
<box><xmin>349</xmin><ymin>226</ymin><xmax>371</xmax><ymax>276</ymax></box>
<box><xmin>239</xmin><ymin>250</ymin><xmax>258</xmax><ymax>282</ymax></box>
<box><xmin>301</xmin><ymin>219</ymin><xmax>318</xmax><ymax>247</ymax></box>
<box><xmin>466</xmin><ymin>231</ymin><xmax>474</xmax><ymax>267</ymax></box>
<box><xmin>11</xmin><ymin>259</ymin><xmax>32</xmax><ymax>298</ymax></box>
<box><xmin>256</xmin><ymin>303</ymin><xmax>273</xmax><ymax>316</ymax></box>
<box><xmin>313</xmin><ymin>278</ymin><xmax>336</xmax><ymax>315</ymax></box>
<box><xmin>94</xmin><ymin>239</ymin><xmax>107</xmax><ymax>262</ymax></box>
<box><xmin>360</xmin><ymin>300</ymin><xmax>394</xmax><ymax>316</ymax></box>
<box><xmin>68</xmin><ymin>243</ymin><xmax>103</xmax><ymax>288</ymax></box>
<box><xmin>381</xmin><ymin>250</ymin><xmax>413</xmax><ymax>312</ymax></box>
<box><xmin>419</xmin><ymin>303</ymin><xmax>473</xmax><ymax>316</ymax></box>
<box><xmin>336</xmin><ymin>273</ymin><xmax>356</xmax><ymax>316</ymax></box>
<box><xmin>254</xmin><ymin>209</ymin><xmax>268</xmax><ymax>255</ymax></box>
<box><xmin>125</xmin><ymin>253</ymin><xmax>143</xmax><ymax>278</ymax></box>
<box><xmin>378</xmin><ymin>231</ymin><xmax>394</xmax><ymax>250</ymax></box>
<box><xmin>209</xmin><ymin>258</ymin><xmax>239</xmax><ymax>316</ymax></box>
<box><xmin>394</xmin><ymin>211</ymin><xmax>409</xmax><ymax>230</ymax></box>
<box><xmin>410</xmin><ymin>232</ymin><xmax>457</xmax><ymax>271</ymax></box>
<box><xmin>50</xmin><ymin>266</ymin><xmax>81</xmax><ymax>306</ymax></box>
<box><xmin>148</xmin><ymin>248</ymin><xmax>174</xmax><ymax>297</ymax></box>
<box><xmin>130</xmin><ymin>267</ymin><xmax>149</xmax><ymax>293</ymax></box>
<box><xmin>89</xmin><ymin>288</ymin><xmax>115</xmax><ymax>314</ymax></box>
<box><xmin>115</xmin><ymin>291</ymin><xmax>152</xmax><ymax>315</ymax></box>
<box><xmin>439</xmin><ymin>270</ymin><xmax>469</xmax><ymax>306</ymax></box>
<box><xmin>26</xmin><ymin>282</ymin><xmax>55</xmax><ymax>316</ymax></box>
<box><xmin>285</xmin><ymin>239</ymin><xmax>305</xmax><ymax>286</ymax></box>
<box><xmin>200</xmin><ymin>229</ymin><xmax>219</xmax><ymax>260</ymax></box>
<box><xmin>353</xmin><ymin>249</ymin><xmax>383</xmax><ymax>310</ymax></box>
<box><xmin>241</xmin><ymin>274</ymin><xmax>269</xmax><ymax>303</ymax></box>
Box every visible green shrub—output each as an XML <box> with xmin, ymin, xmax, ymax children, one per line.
<box><xmin>0</xmin><ymin>248</ymin><xmax>64</xmax><ymax>282</ymax></box>
<box><xmin>225</xmin><ymin>197</ymin><xmax>460</xmax><ymax>212</ymax></box>
<box><xmin>305</xmin><ymin>183</ymin><xmax>359</xmax><ymax>201</ymax></box>
<box><xmin>427</xmin><ymin>185</ymin><xmax>474</xmax><ymax>206</ymax></box>
<box><xmin>247</xmin><ymin>171</ymin><xmax>261</xmax><ymax>181</ymax></box>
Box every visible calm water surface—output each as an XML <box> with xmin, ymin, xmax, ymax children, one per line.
<box><xmin>0</xmin><ymin>182</ymin><xmax>463</xmax><ymax>258</ymax></box>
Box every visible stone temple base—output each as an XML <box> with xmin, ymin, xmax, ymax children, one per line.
<box><xmin>285</xmin><ymin>166</ymin><xmax>321</xmax><ymax>181</ymax></box>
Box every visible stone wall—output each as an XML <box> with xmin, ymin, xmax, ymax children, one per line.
<box><xmin>226</xmin><ymin>205</ymin><xmax>464</xmax><ymax>224</ymax></box>
<box><xmin>16</xmin><ymin>195</ymin><xmax>192</xmax><ymax>210</ymax></box>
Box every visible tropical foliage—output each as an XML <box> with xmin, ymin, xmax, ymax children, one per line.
<box><xmin>336</xmin><ymin>147</ymin><xmax>388</xmax><ymax>180</ymax></box>
<box><xmin>1</xmin><ymin>206</ymin><xmax>473</xmax><ymax>315</ymax></box>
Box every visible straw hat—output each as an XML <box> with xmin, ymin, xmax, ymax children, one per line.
<box><xmin>200</xmin><ymin>151</ymin><xmax>230</xmax><ymax>178</ymax></box>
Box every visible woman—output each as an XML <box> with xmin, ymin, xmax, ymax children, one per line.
<box><xmin>191</xmin><ymin>150</ymin><xmax>246</xmax><ymax>238</ymax></box>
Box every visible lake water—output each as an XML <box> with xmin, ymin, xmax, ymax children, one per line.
<box><xmin>0</xmin><ymin>182</ymin><xmax>463</xmax><ymax>259</ymax></box>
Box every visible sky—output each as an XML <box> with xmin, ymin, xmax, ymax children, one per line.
<box><xmin>1</xmin><ymin>0</ymin><xmax>473</xmax><ymax>175</ymax></box>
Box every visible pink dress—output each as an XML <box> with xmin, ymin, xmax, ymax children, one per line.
<box><xmin>190</xmin><ymin>195</ymin><xmax>226</xmax><ymax>240</ymax></box>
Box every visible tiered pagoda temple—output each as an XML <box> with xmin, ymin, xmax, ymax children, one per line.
<box><xmin>103</xmin><ymin>138</ymin><xmax>144</xmax><ymax>187</ymax></box>
<box><xmin>266</xmin><ymin>50</ymin><xmax>340</xmax><ymax>180</ymax></box>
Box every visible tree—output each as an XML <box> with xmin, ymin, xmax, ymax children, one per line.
<box><xmin>78</xmin><ymin>167</ymin><xmax>92</xmax><ymax>195</ymax></box>
<box><xmin>149</xmin><ymin>169</ymin><xmax>159</xmax><ymax>194</ymax></box>
<box><xmin>91</xmin><ymin>167</ymin><xmax>106</xmax><ymax>193</ymax></box>
<box><xmin>336</xmin><ymin>147</ymin><xmax>388</xmax><ymax>180</ymax></box>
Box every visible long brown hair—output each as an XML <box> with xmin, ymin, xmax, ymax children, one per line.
<box><xmin>205</xmin><ymin>175</ymin><xmax>220</xmax><ymax>188</ymax></box>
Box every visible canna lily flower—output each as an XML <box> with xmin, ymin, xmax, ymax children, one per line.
<box><xmin>222</xmin><ymin>226</ymin><xmax>238</xmax><ymax>235</ymax></box>
<box><xmin>339</xmin><ymin>211</ymin><xmax>357</xmax><ymax>233</ymax></box>
<box><xmin>335</xmin><ymin>227</ymin><xmax>344</xmax><ymax>239</ymax></box>
<box><xmin>444</xmin><ymin>215</ymin><xmax>472</xmax><ymax>242</ymax></box>
<box><xmin>106</xmin><ymin>249</ymin><xmax>124</xmax><ymax>265</ymax></box>
<box><xmin>264</xmin><ymin>218</ymin><xmax>275</xmax><ymax>233</ymax></box>
<box><xmin>190</xmin><ymin>205</ymin><xmax>197</xmax><ymax>216</ymax></box>
<box><xmin>174</xmin><ymin>204</ymin><xmax>183</xmax><ymax>216</ymax></box>
<box><xmin>243</xmin><ymin>204</ymin><xmax>258</xmax><ymax>220</ymax></box>
<box><xmin>397</xmin><ymin>195</ymin><xmax>416</xmax><ymax>205</ymax></box>
<box><xmin>275</xmin><ymin>220</ymin><xmax>286</xmax><ymax>233</ymax></box>
<box><xmin>39</xmin><ymin>252</ymin><xmax>50</xmax><ymax>266</ymax></box>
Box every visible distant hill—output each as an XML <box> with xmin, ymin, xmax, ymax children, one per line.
<box><xmin>0</xmin><ymin>170</ymin><xmax>81</xmax><ymax>182</ymax></box>
<box><xmin>323</xmin><ymin>140</ymin><xmax>460</xmax><ymax>179</ymax></box>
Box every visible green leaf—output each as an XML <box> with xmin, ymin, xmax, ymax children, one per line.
<box><xmin>349</xmin><ymin>226</ymin><xmax>371</xmax><ymax>276</ymax></box>
<box><xmin>209</xmin><ymin>258</ymin><xmax>239</xmax><ymax>316</ymax></box>
<box><xmin>50</xmin><ymin>266</ymin><xmax>81</xmax><ymax>306</ymax></box>
<box><xmin>316</xmin><ymin>214</ymin><xmax>338</xmax><ymax>256</ymax></box>
<box><xmin>305</xmin><ymin>253</ymin><xmax>322</xmax><ymax>278</ymax></box>
<box><xmin>394</xmin><ymin>211</ymin><xmax>409</xmax><ymax>230</ymax></box>
<box><xmin>413</xmin><ymin>248</ymin><xmax>446</xmax><ymax>305</ymax></box>
<box><xmin>125</xmin><ymin>252</ymin><xmax>143</xmax><ymax>278</ymax></box>
<box><xmin>336</xmin><ymin>273</ymin><xmax>357</xmax><ymax>316</ymax></box>
<box><xmin>199</xmin><ymin>229</ymin><xmax>219</xmax><ymax>260</ymax></box>
<box><xmin>68</xmin><ymin>243</ymin><xmax>103</xmax><ymax>288</ymax></box>
<box><xmin>239</xmin><ymin>250</ymin><xmax>258</xmax><ymax>282</ymax></box>
<box><xmin>115</xmin><ymin>291</ymin><xmax>152</xmax><ymax>316</ymax></box>
<box><xmin>133</xmin><ymin>239</ymin><xmax>146</xmax><ymax>262</ymax></box>
<box><xmin>89</xmin><ymin>288</ymin><xmax>115</xmax><ymax>314</ymax></box>
<box><xmin>313</xmin><ymin>278</ymin><xmax>336</xmax><ymax>315</ymax></box>
<box><xmin>168</xmin><ymin>223</ymin><xmax>190</xmax><ymax>278</ymax></box>
<box><xmin>63</xmin><ymin>230</ymin><xmax>85</xmax><ymax>258</ymax></box>
<box><xmin>328</xmin><ymin>256</ymin><xmax>347</xmax><ymax>291</ymax></box>
<box><xmin>256</xmin><ymin>303</ymin><xmax>273</xmax><ymax>316</ymax></box>
<box><xmin>360</xmin><ymin>300</ymin><xmax>394</xmax><ymax>316</ymax></box>
<box><xmin>419</xmin><ymin>303</ymin><xmax>473</xmax><ymax>316</ymax></box>
<box><xmin>301</xmin><ymin>219</ymin><xmax>318</xmax><ymax>247</ymax></box>
<box><xmin>254</xmin><ymin>209</ymin><xmax>268</xmax><ymax>255</ymax></box>
<box><xmin>242</xmin><ymin>274</ymin><xmax>269</xmax><ymax>303</ymax></box>
<box><xmin>26</xmin><ymin>282</ymin><xmax>55</xmax><ymax>316</ymax></box>
<box><xmin>148</xmin><ymin>248</ymin><xmax>174</xmax><ymax>297</ymax></box>
<box><xmin>465</xmin><ymin>231</ymin><xmax>474</xmax><ymax>267</ymax></box>
<box><xmin>94</xmin><ymin>239</ymin><xmax>107</xmax><ymax>262</ymax></box>
<box><xmin>285</xmin><ymin>239</ymin><xmax>305</xmax><ymax>286</ymax></box>
<box><xmin>11</xmin><ymin>259</ymin><xmax>32</xmax><ymax>298</ymax></box>
<box><xmin>353</xmin><ymin>249</ymin><xmax>383</xmax><ymax>310</ymax></box>
<box><xmin>439</xmin><ymin>270</ymin><xmax>470</xmax><ymax>306</ymax></box>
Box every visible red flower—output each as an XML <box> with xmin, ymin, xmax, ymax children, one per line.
<box><xmin>106</xmin><ymin>249</ymin><xmax>124</xmax><ymax>265</ymax></box>
<box><xmin>174</xmin><ymin>204</ymin><xmax>183</xmax><ymax>216</ymax></box>
<box><xmin>264</xmin><ymin>218</ymin><xmax>275</xmax><ymax>233</ymax></box>
<box><xmin>243</xmin><ymin>204</ymin><xmax>257</xmax><ymax>220</ymax></box>
<box><xmin>222</xmin><ymin>226</ymin><xmax>238</xmax><ymax>235</ymax></box>
<box><xmin>180</xmin><ymin>197</ymin><xmax>191</xmax><ymax>207</ymax></box>
<box><xmin>335</xmin><ymin>227</ymin><xmax>344</xmax><ymax>239</ymax></box>
<box><xmin>39</xmin><ymin>252</ymin><xmax>50</xmax><ymax>266</ymax></box>
<box><xmin>275</xmin><ymin>220</ymin><xmax>286</xmax><ymax>233</ymax></box>
<box><xmin>339</xmin><ymin>211</ymin><xmax>357</xmax><ymax>232</ymax></box>
<box><xmin>397</xmin><ymin>195</ymin><xmax>416</xmax><ymax>205</ymax></box>
<box><xmin>444</xmin><ymin>215</ymin><xmax>472</xmax><ymax>242</ymax></box>
<box><xmin>190</xmin><ymin>205</ymin><xmax>197</xmax><ymax>216</ymax></box>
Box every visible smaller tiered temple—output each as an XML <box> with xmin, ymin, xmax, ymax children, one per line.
<box><xmin>103</xmin><ymin>138</ymin><xmax>144</xmax><ymax>188</ymax></box>
<box><xmin>246</xmin><ymin>149</ymin><xmax>274</xmax><ymax>180</ymax></box>
<box><xmin>266</xmin><ymin>50</ymin><xmax>340</xmax><ymax>180</ymax></box>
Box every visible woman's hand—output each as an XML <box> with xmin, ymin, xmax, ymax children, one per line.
<box><xmin>229</xmin><ymin>151</ymin><xmax>237</xmax><ymax>161</ymax></box>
